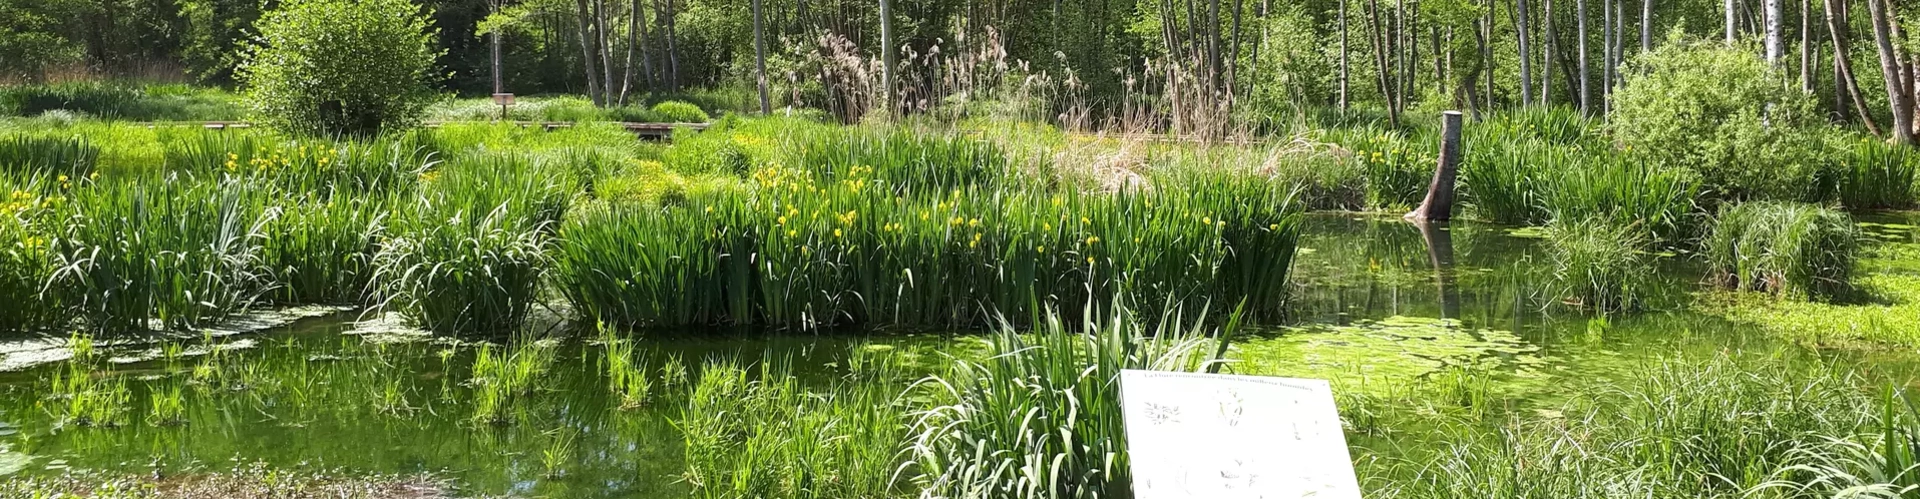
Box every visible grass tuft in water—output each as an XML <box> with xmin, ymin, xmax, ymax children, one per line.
<box><xmin>1544</xmin><ymin>218</ymin><xmax>1652</xmax><ymax>311</ymax></box>
<box><xmin>679</xmin><ymin>355</ymin><xmax>904</xmax><ymax>499</ymax></box>
<box><xmin>1706</xmin><ymin>201</ymin><xmax>1859</xmax><ymax>301</ymax></box>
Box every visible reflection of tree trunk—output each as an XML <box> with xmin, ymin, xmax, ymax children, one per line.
<box><xmin>1414</xmin><ymin>220</ymin><xmax>1461</xmax><ymax>320</ymax></box>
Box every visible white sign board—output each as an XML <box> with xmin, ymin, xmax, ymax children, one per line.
<box><xmin>1120</xmin><ymin>370</ymin><xmax>1363</xmax><ymax>499</ymax></box>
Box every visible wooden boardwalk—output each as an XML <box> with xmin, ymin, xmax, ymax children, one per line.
<box><xmin>133</xmin><ymin>120</ymin><xmax>711</xmax><ymax>140</ymax></box>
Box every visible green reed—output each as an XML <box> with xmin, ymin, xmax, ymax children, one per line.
<box><xmin>680</xmin><ymin>357</ymin><xmax>903</xmax><ymax>499</ymax></box>
<box><xmin>555</xmin><ymin>164</ymin><xmax>1301</xmax><ymax>330</ymax></box>
<box><xmin>1545</xmin><ymin>218</ymin><xmax>1653</xmax><ymax>311</ymax></box>
<box><xmin>0</xmin><ymin>135</ymin><xmax>101</xmax><ymax>178</ymax></box>
<box><xmin>46</xmin><ymin>334</ymin><xmax>132</xmax><ymax>428</ymax></box>
<box><xmin>598</xmin><ymin>323</ymin><xmax>653</xmax><ymax>410</ymax></box>
<box><xmin>372</xmin><ymin>155</ymin><xmax>570</xmax><ymax>334</ymax></box>
<box><xmin>50</xmin><ymin>177</ymin><xmax>275</xmax><ymax>332</ymax></box>
<box><xmin>260</xmin><ymin>195</ymin><xmax>386</xmax><ymax>305</ymax></box>
<box><xmin>146</xmin><ymin>383</ymin><xmax>187</xmax><ymax>426</ymax></box>
<box><xmin>0</xmin><ymin>173</ymin><xmax>60</xmax><ymax>333</ymax></box>
<box><xmin>906</xmin><ymin>306</ymin><xmax>1228</xmax><ymax>499</ymax></box>
<box><xmin>1541</xmin><ymin>156</ymin><xmax>1699</xmax><ymax>240</ymax></box>
<box><xmin>1705</xmin><ymin>201</ymin><xmax>1859</xmax><ymax>300</ymax></box>
<box><xmin>1824</xmin><ymin>138</ymin><xmax>1920</xmax><ymax>211</ymax></box>
<box><xmin>468</xmin><ymin>334</ymin><xmax>557</xmax><ymax>426</ymax></box>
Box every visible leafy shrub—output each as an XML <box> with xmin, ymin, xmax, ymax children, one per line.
<box><xmin>239</xmin><ymin>0</ymin><xmax>443</xmax><ymax>137</ymax></box>
<box><xmin>1610</xmin><ymin>36</ymin><xmax>1820</xmax><ymax>202</ymax></box>
<box><xmin>1705</xmin><ymin>201</ymin><xmax>1858</xmax><ymax>300</ymax></box>
<box><xmin>650</xmin><ymin>101</ymin><xmax>711</xmax><ymax>123</ymax></box>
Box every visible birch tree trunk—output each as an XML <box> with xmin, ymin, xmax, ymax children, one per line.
<box><xmin>1544</xmin><ymin>0</ymin><xmax>1555</xmax><ymax>105</ymax></box>
<box><xmin>1368</xmin><ymin>0</ymin><xmax>1399</xmax><ymax>126</ymax></box>
<box><xmin>754</xmin><ymin>0</ymin><xmax>770</xmax><ymax>114</ymax></box>
<box><xmin>1341</xmin><ymin>0</ymin><xmax>1350</xmax><ymax>109</ymax></box>
<box><xmin>1801</xmin><ymin>0</ymin><xmax>1811</xmax><ymax>92</ymax></box>
<box><xmin>1867</xmin><ymin>0</ymin><xmax>1914</xmax><ymax>143</ymax></box>
<box><xmin>1578</xmin><ymin>0</ymin><xmax>1590</xmax><ymax>114</ymax></box>
<box><xmin>1520</xmin><ymin>0</ymin><xmax>1534</xmax><ymax>105</ymax></box>
<box><xmin>1641</xmin><ymin>0</ymin><xmax>1651</xmax><ymax>51</ymax></box>
<box><xmin>1765</xmin><ymin>0</ymin><xmax>1782</xmax><ymax>65</ymax></box>
<box><xmin>880</xmin><ymin>0</ymin><xmax>895</xmax><ymax>117</ymax></box>
<box><xmin>1826</xmin><ymin>0</ymin><xmax>1880</xmax><ymax>135</ymax></box>
<box><xmin>1726</xmin><ymin>0</ymin><xmax>1737</xmax><ymax>44</ymax></box>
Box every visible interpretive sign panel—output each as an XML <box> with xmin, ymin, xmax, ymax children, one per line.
<box><xmin>1119</xmin><ymin>370</ymin><xmax>1363</xmax><ymax>499</ymax></box>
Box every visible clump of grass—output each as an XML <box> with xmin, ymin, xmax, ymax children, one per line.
<box><xmin>467</xmin><ymin>335</ymin><xmax>556</xmax><ymax>426</ymax></box>
<box><xmin>0</xmin><ymin>173</ymin><xmax>61</xmax><ymax>332</ymax></box>
<box><xmin>680</xmin><ymin>356</ymin><xmax>903</xmax><ymax>499</ymax></box>
<box><xmin>1541</xmin><ymin>157</ymin><xmax>1699</xmax><ymax>241</ymax></box>
<box><xmin>372</xmin><ymin>155</ymin><xmax>570</xmax><ymax>334</ymax></box>
<box><xmin>651</xmin><ymin>101</ymin><xmax>712</xmax><ymax>123</ymax></box>
<box><xmin>1824</xmin><ymin>137</ymin><xmax>1919</xmax><ymax>211</ymax></box>
<box><xmin>1324</xmin><ymin>128</ymin><xmax>1432</xmax><ymax>211</ymax></box>
<box><xmin>47</xmin><ymin>334</ymin><xmax>132</xmax><ymax>428</ymax></box>
<box><xmin>906</xmin><ymin>306</ymin><xmax>1229</xmax><ymax>499</ymax></box>
<box><xmin>0</xmin><ymin>135</ymin><xmax>101</xmax><ymax>178</ymax></box>
<box><xmin>1460</xmin><ymin>138</ymin><xmax>1558</xmax><ymax>225</ymax></box>
<box><xmin>145</xmin><ymin>383</ymin><xmax>188</xmax><ymax>426</ymax></box>
<box><xmin>51</xmin><ymin>177</ymin><xmax>275</xmax><ymax>332</ymax></box>
<box><xmin>260</xmin><ymin>196</ymin><xmax>385</xmax><ymax>305</ymax></box>
<box><xmin>598</xmin><ymin>323</ymin><xmax>653</xmax><ymax>410</ymax></box>
<box><xmin>1705</xmin><ymin>201</ymin><xmax>1859</xmax><ymax>300</ymax></box>
<box><xmin>1544</xmin><ymin>218</ymin><xmax>1652</xmax><ymax>311</ymax></box>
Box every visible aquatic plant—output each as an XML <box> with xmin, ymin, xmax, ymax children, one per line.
<box><xmin>0</xmin><ymin>173</ymin><xmax>61</xmax><ymax>332</ymax></box>
<box><xmin>1824</xmin><ymin>138</ymin><xmax>1920</xmax><ymax>211</ymax></box>
<box><xmin>47</xmin><ymin>335</ymin><xmax>132</xmax><ymax>428</ymax></box>
<box><xmin>680</xmin><ymin>357</ymin><xmax>903</xmax><ymax>499</ymax></box>
<box><xmin>1705</xmin><ymin>201</ymin><xmax>1859</xmax><ymax>300</ymax></box>
<box><xmin>260</xmin><ymin>196</ymin><xmax>385</xmax><ymax>305</ymax></box>
<box><xmin>540</xmin><ymin>427</ymin><xmax>578</xmax><ymax>479</ymax></box>
<box><xmin>1460</xmin><ymin>138</ymin><xmax>1557</xmax><ymax>225</ymax></box>
<box><xmin>0</xmin><ymin>135</ymin><xmax>100</xmax><ymax>178</ymax></box>
<box><xmin>1544</xmin><ymin>218</ymin><xmax>1652</xmax><ymax>311</ymax></box>
<box><xmin>51</xmin><ymin>177</ymin><xmax>275</xmax><ymax>332</ymax></box>
<box><xmin>146</xmin><ymin>383</ymin><xmax>187</xmax><ymax>426</ymax></box>
<box><xmin>372</xmin><ymin>155</ymin><xmax>570</xmax><ymax>334</ymax></box>
<box><xmin>905</xmin><ymin>306</ymin><xmax>1228</xmax><ymax>499</ymax></box>
<box><xmin>1540</xmin><ymin>157</ymin><xmax>1699</xmax><ymax>241</ymax></box>
<box><xmin>599</xmin><ymin>323</ymin><xmax>653</xmax><ymax>410</ymax></box>
<box><xmin>467</xmin><ymin>335</ymin><xmax>557</xmax><ymax>426</ymax></box>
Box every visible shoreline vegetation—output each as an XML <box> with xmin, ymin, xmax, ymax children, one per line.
<box><xmin>10</xmin><ymin>0</ymin><xmax>1920</xmax><ymax>494</ymax></box>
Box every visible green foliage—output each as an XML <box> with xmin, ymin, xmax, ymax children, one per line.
<box><xmin>1818</xmin><ymin>136</ymin><xmax>1920</xmax><ymax>211</ymax></box>
<box><xmin>0</xmin><ymin>173</ymin><xmax>58</xmax><ymax>332</ymax></box>
<box><xmin>1705</xmin><ymin>201</ymin><xmax>1859</xmax><ymax>300</ymax></box>
<box><xmin>907</xmin><ymin>306</ymin><xmax>1226</xmax><ymax>499</ymax></box>
<box><xmin>0</xmin><ymin>0</ymin><xmax>79</xmax><ymax>82</ymax></box>
<box><xmin>1544</xmin><ymin>218</ymin><xmax>1652</xmax><ymax>311</ymax></box>
<box><xmin>0</xmin><ymin>135</ymin><xmax>98</xmax><ymax>179</ymax></box>
<box><xmin>239</xmin><ymin>0</ymin><xmax>444</xmax><ymax>137</ymax></box>
<box><xmin>372</xmin><ymin>155</ymin><xmax>570</xmax><ymax>334</ymax></box>
<box><xmin>1609</xmin><ymin>36</ymin><xmax>1820</xmax><ymax>202</ymax></box>
<box><xmin>0</xmin><ymin>83</ymin><xmax>245</xmax><ymax>121</ymax></box>
<box><xmin>260</xmin><ymin>196</ymin><xmax>385</xmax><ymax>305</ymax></box>
<box><xmin>680</xmin><ymin>356</ymin><xmax>902</xmax><ymax>499</ymax></box>
<box><xmin>650</xmin><ymin>101</ymin><xmax>712</xmax><ymax>123</ymax></box>
<box><xmin>50</xmin><ymin>178</ymin><xmax>274</xmax><ymax>332</ymax></box>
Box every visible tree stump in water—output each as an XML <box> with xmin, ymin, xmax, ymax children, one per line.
<box><xmin>1406</xmin><ymin>111</ymin><xmax>1464</xmax><ymax>222</ymax></box>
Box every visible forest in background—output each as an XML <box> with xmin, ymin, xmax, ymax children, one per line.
<box><xmin>6</xmin><ymin>0</ymin><xmax>1920</xmax><ymax>135</ymax></box>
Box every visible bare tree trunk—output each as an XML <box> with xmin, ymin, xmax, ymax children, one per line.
<box><xmin>1726</xmin><ymin>0</ymin><xmax>1737</xmax><ymax>43</ymax></box>
<box><xmin>1765</xmin><ymin>0</ymin><xmax>1782</xmax><ymax>64</ymax></box>
<box><xmin>1520</xmin><ymin>0</ymin><xmax>1534</xmax><ymax>105</ymax></box>
<box><xmin>1368</xmin><ymin>0</ymin><xmax>1399</xmax><ymax>126</ymax></box>
<box><xmin>1395</xmin><ymin>0</ymin><xmax>1407</xmax><ymax>113</ymax></box>
<box><xmin>637</xmin><ymin>0</ymin><xmax>655</xmax><ymax>92</ymax></box>
<box><xmin>1577</xmin><ymin>0</ymin><xmax>1590</xmax><ymax>114</ymax></box>
<box><xmin>1610</xmin><ymin>0</ymin><xmax>1622</xmax><ymax>110</ymax></box>
<box><xmin>1641</xmin><ymin>0</ymin><xmax>1651</xmax><ymax>51</ymax></box>
<box><xmin>1406</xmin><ymin>111</ymin><xmax>1464</xmax><ymax>222</ymax></box>
<box><xmin>881</xmin><ymin>0</ymin><xmax>895</xmax><ymax>117</ymax></box>
<box><xmin>1341</xmin><ymin>0</ymin><xmax>1351</xmax><ymax>109</ymax></box>
<box><xmin>1603</xmin><ymin>0</ymin><xmax>1613</xmax><ymax>112</ymax></box>
<box><xmin>619</xmin><ymin>0</ymin><xmax>638</xmax><ymax>106</ymax></box>
<box><xmin>1866</xmin><ymin>0</ymin><xmax>1912</xmax><ymax>142</ymax></box>
<box><xmin>754</xmin><ymin>0</ymin><xmax>770</xmax><ymax>113</ymax></box>
<box><xmin>1868</xmin><ymin>0</ymin><xmax>1913</xmax><ymax>143</ymax></box>
<box><xmin>1545</xmin><ymin>0</ymin><xmax>1555</xmax><ymax>105</ymax></box>
<box><xmin>595</xmin><ymin>0</ymin><xmax>615</xmax><ymax>105</ymax></box>
<box><xmin>1484</xmin><ymin>6</ymin><xmax>1495</xmax><ymax>111</ymax></box>
<box><xmin>1826</xmin><ymin>0</ymin><xmax>1880</xmax><ymax>135</ymax></box>
<box><xmin>662</xmin><ymin>0</ymin><xmax>680</xmax><ymax>91</ymax></box>
<box><xmin>1799</xmin><ymin>0</ymin><xmax>1811</xmax><ymax>91</ymax></box>
<box><xmin>575</xmin><ymin>0</ymin><xmax>604</xmax><ymax>105</ymax></box>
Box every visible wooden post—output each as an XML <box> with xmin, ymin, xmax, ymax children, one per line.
<box><xmin>1406</xmin><ymin>111</ymin><xmax>1464</xmax><ymax>222</ymax></box>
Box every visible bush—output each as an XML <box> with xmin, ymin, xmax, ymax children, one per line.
<box><xmin>239</xmin><ymin>0</ymin><xmax>443</xmax><ymax>137</ymax></box>
<box><xmin>650</xmin><ymin>101</ymin><xmax>711</xmax><ymax>123</ymax></box>
<box><xmin>1609</xmin><ymin>35</ymin><xmax>1820</xmax><ymax>202</ymax></box>
<box><xmin>1705</xmin><ymin>201</ymin><xmax>1858</xmax><ymax>300</ymax></box>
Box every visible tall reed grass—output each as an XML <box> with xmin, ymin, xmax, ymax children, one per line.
<box><xmin>372</xmin><ymin>156</ymin><xmax>571</xmax><ymax>334</ymax></box>
<box><xmin>1706</xmin><ymin>201</ymin><xmax>1859</xmax><ymax>300</ymax></box>
<box><xmin>0</xmin><ymin>173</ymin><xmax>59</xmax><ymax>332</ymax></box>
<box><xmin>1544</xmin><ymin>218</ymin><xmax>1652</xmax><ymax>311</ymax></box>
<box><xmin>50</xmin><ymin>177</ymin><xmax>275</xmax><ymax>332</ymax></box>
<box><xmin>0</xmin><ymin>135</ymin><xmax>100</xmax><ymax>178</ymax></box>
<box><xmin>906</xmin><ymin>306</ymin><xmax>1229</xmax><ymax>499</ymax></box>
<box><xmin>680</xmin><ymin>356</ymin><xmax>903</xmax><ymax>499</ymax></box>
